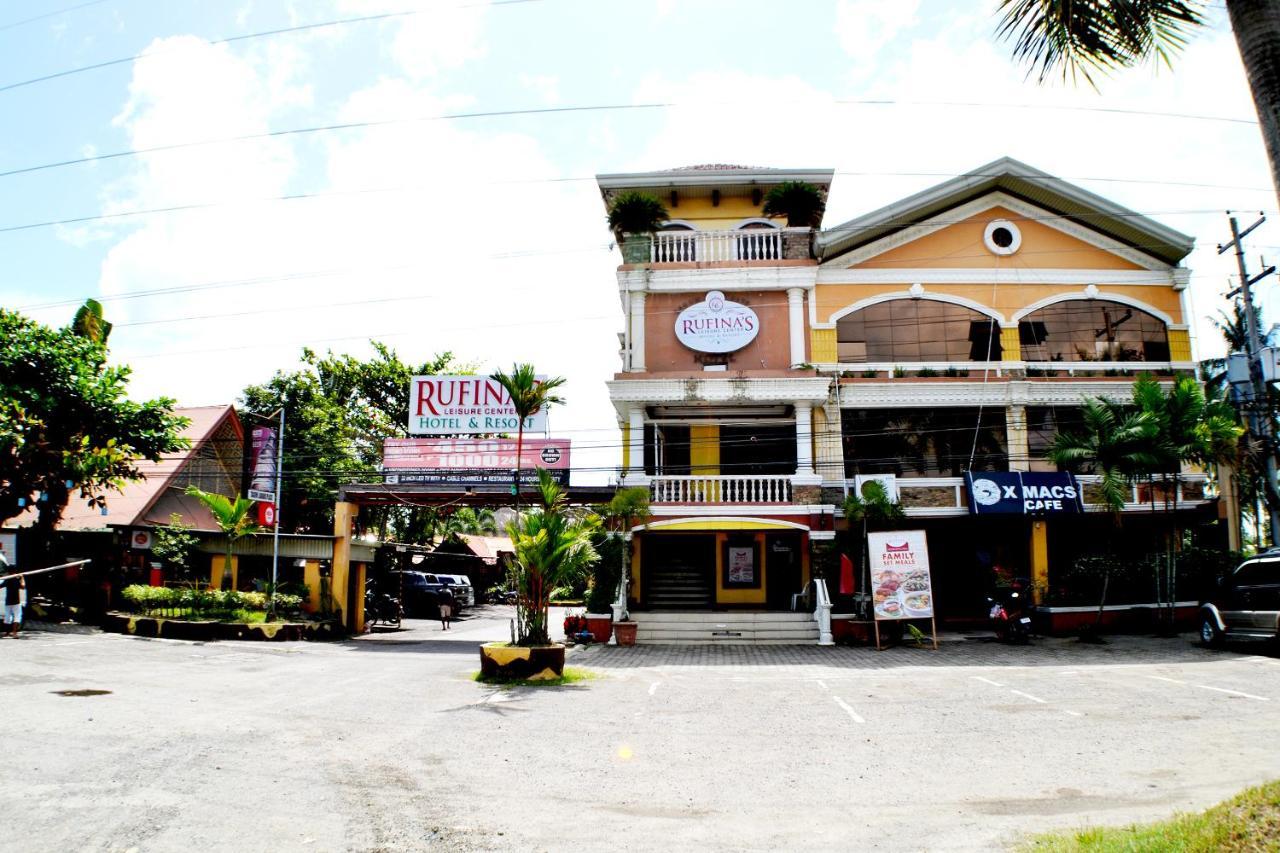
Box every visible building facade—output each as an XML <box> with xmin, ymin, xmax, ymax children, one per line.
<box><xmin>600</xmin><ymin>159</ymin><xmax>1215</xmax><ymax>626</ymax></box>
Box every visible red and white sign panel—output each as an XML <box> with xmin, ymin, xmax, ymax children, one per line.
<box><xmin>867</xmin><ymin>530</ymin><xmax>934</xmax><ymax>621</ymax></box>
<box><xmin>382</xmin><ymin>438</ymin><xmax>571</xmax><ymax>486</ymax></box>
<box><xmin>409</xmin><ymin>375</ymin><xmax>550</xmax><ymax>435</ymax></box>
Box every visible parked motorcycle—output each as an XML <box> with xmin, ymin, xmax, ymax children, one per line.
<box><xmin>365</xmin><ymin>588</ymin><xmax>403</xmax><ymax>631</ymax></box>
<box><xmin>988</xmin><ymin>580</ymin><xmax>1032</xmax><ymax>644</ymax></box>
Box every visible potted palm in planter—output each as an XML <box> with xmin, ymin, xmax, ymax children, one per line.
<box><xmin>600</xmin><ymin>486</ymin><xmax>649</xmax><ymax>645</ymax></box>
<box><xmin>762</xmin><ymin>181</ymin><xmax>826</xmax><ymax>259</ymax></box>
<box><xmin>607</xmin><ymin>191</ymin><xmax>669</xmax><ymax>263</ymax></box>
<box><xmin>479</xmin><ymin>469</ymin><xmax>600</xmax><ymax>681</ymax></box>
<box><xmin>583</xmin><ymin>534</ymin><xmax>621</xmax><ymax>643</ymax></box>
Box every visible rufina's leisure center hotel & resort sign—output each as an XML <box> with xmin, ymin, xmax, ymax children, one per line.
<box><xmin>408</xmin><ymin>375</ymin><xmax>548</xmax><ymax>435</ymax></box>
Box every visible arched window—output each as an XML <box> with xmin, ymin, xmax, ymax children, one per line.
<box><xmin>1018</xmin><ymin>299</ymin><xmax>1169</xmax><ymax>362</ymax></box>
<box><xmin>836</xmin><ymin>299</ymin><xmax>1003</xmax><ymax>362</ymax></box>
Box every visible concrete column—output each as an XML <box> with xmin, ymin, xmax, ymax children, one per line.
<box><xmin>1006</xmin><ymin>405</ymin><xmax>1029</xmax><ymax>472</ymax></box>
<box><xmin>787</xmin><ymin>287</ymin><xmax>806</xmax><ymax>367</ymax></box>
<box><xmin>630</xmin><ymin>290</ymin><xmax>647</xmax><ymax>372</ymax></box>
<box><xmin>332</xmin><ymin>501</ymin><xmax>358</xmax><ymax>629</ymax></box>
<box><xmin>795</xmin><ymin>403</ymin><xmax>815</xmax><ymax>476</ymax></box>
<box><xmin>1218</xmin><ymin>463</ymin><xmax>1242</xmax><ymax>552</ymax></box>
<box><xmin>302</xmin><ymin>560</ymin><xmax>322</xmax><ymax>614</ymax></box>
<box><xmin>624</xmin><ymin>407</ymin><xmax>646</xmax><ymax>483</ymax></box>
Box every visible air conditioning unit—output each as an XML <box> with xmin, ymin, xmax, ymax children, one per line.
<box><xmin>853</xmin><ymin>474</ymin><xmax>898</xmax><ymax>502</ymax></box>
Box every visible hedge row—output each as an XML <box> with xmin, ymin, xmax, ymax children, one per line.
<box><xmin>120</xmin><ymin>585</ymin><xmax>303</xmax><ymax>616</ymax></box>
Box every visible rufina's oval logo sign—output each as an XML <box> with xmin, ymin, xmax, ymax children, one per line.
<box><xmin>674</xmin><ymin>290</ymin><xmax>760</xmax><ymax>353</ymax></box>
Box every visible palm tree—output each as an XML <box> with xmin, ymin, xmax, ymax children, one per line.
<box><xmin>506</xmin><ymin>469</ymin><xmax>600</xmax><ymax>645</ymax></box>
<box><xmin>441</xmin><ymin>506</ymin><xmax>498</xmax><ymax>538</ymax></box>
<box><xmin>843</xmin><ymin>480</ymin><xmax>906</xmax><ymax>616</ymax></box>
<box><xmin>491</xmin><ymin>364</ymin><xmax>565</xmax><ymax>509</ymax></box>
<box><xmin>71</xmin><ymin>298</ymin><xmax>112</xmax><ymax>344</ymax></box>
<box><xmin>1048</xmin><ymin>398</ymin><xmax>1160</xmax><ymax>632</ymax></box>
<box><xmin>185</xmin><ymin>486</ymin><xmax>260</xmax><ymax>591</ymax></box>
<box><xmin>996</xmin><ymin>1</ymin><xmax>1280</xmax><ymax>210</ymax></box>
<box><xmin>601</xmin><ymin>487</ymin><xmax>651</xmax><ymax>618</ymax></box>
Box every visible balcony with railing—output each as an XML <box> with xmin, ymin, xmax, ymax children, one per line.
<box><xmin>646</xmin><ymin>227</ymin><xmax>811</xmax><ymax>264</ymax></box>
<box><xmin>650</xmin><ymin>474</ymin><xmax>794</xmax><ymax>504</ymax></box>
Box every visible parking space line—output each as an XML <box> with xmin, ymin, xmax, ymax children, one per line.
<box><xmin>648</xmin><ymin>681</ymin><xmax>660</xmax><ymax>696</ymax></box>
<box><xmin>1146</xmin><ymin>674</ymin><xmax>1270</xmax><ymax>702</ymax></box>
<box><xmin>1063</xmin><ymin>709</ymin><xmax>1083</xmax><ymax>717</ymax></box>
<box><xmin>1008</xmin><ymin>689</ymin><xmax>1047</xmax><ymax>704</ymax></box>
<box><xmin>972</xmin><ymin>676</ymin><xmax>1004</xmax><ymax>688</ymax></box>
<box><xmin>833</xmin><ymin>697</ymin><xmax>865</xmax><ymax>723</ymax></box>
<box><xmin>815</xmin><ymin>680</ymin><xmax>828</xmax><ymax>690</ymax></box>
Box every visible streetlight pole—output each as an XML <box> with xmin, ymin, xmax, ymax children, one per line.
<box><xmin>270</xmin><ymin>404</ymin><xmax>285</xmax><ymax>616</ymax></box>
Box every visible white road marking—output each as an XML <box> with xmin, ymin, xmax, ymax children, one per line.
<box><xmin>972</xmin><ymin>676</ymin><xmax>1004</xmax><ymax>688</ymax></box>
<box><xmin>52</xmin><ymin>641</ymin><xmax>90</xmax><ymax>647</ymax></box>
<box><xmin>1009</xmin><ymin>689</ymin><xmax>1048</xmax><ymax>704</ymax></box>
<box><xmin>1063</xmin><ymin>709</ymin><xmax>1084</xmax><ymax>717</ymax></box>
<box><xmin>833</xmin><ymin>697</ymin><xmax>865</xmax><ymax>723</ymax></box>
<box><xmin>815</xmin><ymin>680</ymin><xmax>828</xmax><ymax>690</ymax></box>
<box><xmin>1058</xmin><ymin>671</ymin><xmax>1080</xmax><ymax>676</ymax></box>
<box><xmin>1146</xmin><ymin>674</ymin><xmax>1270</xmax><ymax>701</ymax></box>
<box><xmin>648</xmin><ymin>681</ymin><xmax>660</xmax><ymax>696</ymax></box>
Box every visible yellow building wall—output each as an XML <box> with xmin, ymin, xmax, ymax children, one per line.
<box><xmin>621</xmin><ymin>421</ymin><xmax>631</xmax><ymax>471</ymax></box>
<box><xmin>658</xmin><ymin>194</ymin><xmax>781</xmax><ymax>230</ymax></box>
<box><xmin>851</xmin><ymin>206</ymin><xmax>1145</xmax><ymax>270</ymax></box>
<box><xmin>813</xmin><ymin>282</ymin><xmax>1183</xmax><ymax>328</ymax></box>
<box><xmin>810</xmin><ymin>327</ymin><xmax>837</xmax><ymax>362</ymax></box>
<box><xmin>303</xmin><ymin>560</ymin><xmax>322</xmax><ymax>613</ymax></box>
<box><xmin>714</xmin><ymin>532</ymin><xmax>767</xmax><ymax>605</ymax></box>
<box><xmin>630</xmin><ymin>536</ymin><xmax>642</xmax><ymax>604</ymax></box>
<box><xmin>1030</xmin><ymin>520</ymin><xmax>1049</xmax><ymax>605</ymax></box>
<box><xmin>690</xmin><ymin>425</ymin><xmax>720</xmax><ymax>475</ymax></box>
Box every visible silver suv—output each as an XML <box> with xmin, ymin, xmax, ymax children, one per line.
<box><xmin>1199</xmin><ymin>553</ymin><xmax>1280</xmax><ymax>647</ymax></box>
<box><xmin>438</xmin><ymin>575</ymin><xmax>475</xmax><ymax>608</ymax></box>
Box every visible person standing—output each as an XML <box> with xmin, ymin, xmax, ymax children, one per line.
<box><xmin>437</xmin><ymin>583</ymin><xmax>456</xmax><ymax>631</ymax></box>
<box><xmin>3</xmin><ymin>572</ymin><xmax>25</xmax><ymax>638</ymax></box>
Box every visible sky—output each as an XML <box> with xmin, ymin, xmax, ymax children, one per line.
<box><xmin>1</xmin><ymin>0</ymin><xmax>1277</xmax><ymax>486</ymax></box>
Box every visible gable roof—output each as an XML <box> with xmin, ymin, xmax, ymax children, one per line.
<box><xmin>817</xmin><ymin>157</ymin><xmax>1194</xmax><ymax>267</ymax></box>
<box><xmin>44</xmin><ymin>405</ymin><xmax>243</xmax><ymax>532</ymax></box>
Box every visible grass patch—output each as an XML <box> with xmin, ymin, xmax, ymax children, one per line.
<box><xmin>473</xmin><ymin>666</ymin><xmax>598</xmax><ymax>688</ymax></box>
<box><xmin>1023</xmin><ymin>780</ymin><xmax>1280</xmax><ymax>852</ymax></box>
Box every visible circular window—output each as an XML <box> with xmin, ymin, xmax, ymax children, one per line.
<box><xmin>984</xmin><ymin>219</ymin><xmax>1022</xmax><ymax>256</ymax></box>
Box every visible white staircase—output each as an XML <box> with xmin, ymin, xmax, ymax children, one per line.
<box><xmin>632</xmin><ymin>611</ymin><xmax>820</xmax><ymax>645</ymax></box>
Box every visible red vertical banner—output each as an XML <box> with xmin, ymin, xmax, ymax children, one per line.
<box><xmin>840</xmin><ymin>553</ymin><xmax>855</xmax><ymax>595</ymax></box>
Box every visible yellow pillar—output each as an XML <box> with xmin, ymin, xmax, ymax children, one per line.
<box><xmin>302</xmin><ymin>560</ymin><xmax>322</xmax><ymax>613</ymax></box>
<box><xmin>1168</xmin><ymin>328</ymin><xmax>1192</xmax><ymax>362</ymax></box>
<box><xmin>210</xmin><ymin>555</ymin><xmax>238</xmax><ymax>590</ymax></box>
<box><xmin>1006</xmin><ymin>405</ymin><xmax>1029</xmax><ymax>472</ymax></box>
<box><xmin>621</xmin><ymin>421</ymin><xmax>631</xmax><ymax>472</ymax></box>
<box><xmin>689</xmin><ymin>425</ymin><xmax>720</xmax><ymax>475</ymax></box>
<box><xmin>810</xmin><ymin>328</ymin><xmax>837</xmax><ymax>363</ymax></box>
<box><xmin>1030</xmin><ymin>520</ymin><xmax>1048</xmax><ymax>605</ymax></box>
<box><xmin>1000</xmin><ymin>326</ymin><xmax>1021</xmax><ymax>362</ymax></box>
<box><xmin>630</xmin><ymin>535</ymin><xmax>642</xmax><ymax>604</ymax></box>
<box><xmin>332</xmin><ymin>501</ymin><xmax>358</xmax><ymax>629</ymax></box>
<box><xmin>351</xmin><ymin>563</ymin><xmax>367</xmax><ymax>633</ymax></box>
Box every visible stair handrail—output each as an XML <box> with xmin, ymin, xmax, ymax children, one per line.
<box><xmin>813</xmin><ymin>577</ymin><xmax>834</xmax><ymax>646</ymax></box>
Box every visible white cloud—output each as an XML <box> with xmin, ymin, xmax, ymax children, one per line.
<box><xmin>835</xmin><ymin>0</ymin><xmax>921</xmax><ymax>75</ymax></box>
<box><xmin>518</xmin><ymin>72</ymin><xmax>560</xmax><ymax>106</ymax></box>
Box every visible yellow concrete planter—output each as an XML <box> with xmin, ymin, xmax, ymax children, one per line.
<box><xmin>478</xmin><ymin>642</ymin><xmax>566</xmax><ymax>681</ymax></box>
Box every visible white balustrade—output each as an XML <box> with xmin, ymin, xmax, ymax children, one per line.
<box><xmin>649</xmin><ymin>474</ymin><xmax>793</xmax><ymax>504</ymax></box>
<box><xmin>650</xmin><ymin>228</ymin><xmax>783</xmax><ymax>263</ymax></box>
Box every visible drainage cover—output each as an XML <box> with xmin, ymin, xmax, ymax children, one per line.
<box><xmin>51</xmin><ymin>689</ymin><xmax>112</xmax><ymax>697</ymax></box>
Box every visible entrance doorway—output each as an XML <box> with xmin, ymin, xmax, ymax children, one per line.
<box><xmin>765</xmin><ymin>533</ymin><xmax>803</xmax><ymax>609</ymax></box>
<box><xmin>644</xmin><ymin>534</ymin><xmax>714</xmax><ymax>609</ymax></box>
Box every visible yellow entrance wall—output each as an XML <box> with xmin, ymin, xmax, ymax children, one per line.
<box><xmin>209</xmin><ymin>556</ymin><xmax>238</xmax><ymax>590</ymax></box>
<box><xmin>814</xmin><ymin>282</ymin><xmax>1182</xmax><ymax>328</ymax></box>
<box><xmin>850</xmin><ymin>206</ymin><xmax>1145</xmax><ymax>270</ymax></box>
<box><xmin>302</xmin><ymin>560</ymin><xmax>322</xmax><ymax>613</ymax></box>
<box><xmin>689</xmin><ymin>425</ymin><xmax>720</xmax><ymax>475</ymax></box>
<box><xmin>1030</xmin><ymin>520</ymin><xmax>1049</xmax><ymax>605</ymax></box>
<box><xmin>715</xmin><ymin>531</ymin><xmax>767</xmax><ymax>605</ymax></box>
<box><xmin>656</xmin><ymin>195</ymin><xmax>779</xmax><ymax>230</ymax></box>
<box><xmin>630</xmin><ymin>536</ymin><xmax>642</xmax><ymax>604</ymax></box>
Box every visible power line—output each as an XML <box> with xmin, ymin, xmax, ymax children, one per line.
<box><xmin>0</xmin><ymin>0</ymin><xmax>113</xmax><ymax>32</ymax></box>
<box><xmin>0</xmin><ymin>0</ymin><xmax>548</xmax><ymax>95</ymax></box>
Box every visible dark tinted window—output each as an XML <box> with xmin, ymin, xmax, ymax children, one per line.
<box><xmin>837</xmin><ymin>300</ymin><xmax>1002</xmax><ymax>363</ymax></box>
<box><xmin>1235</xmin><ymin>561</ymin><xmax>1280</xmax><ymax>586</ymax></box>
<box><xmin>1019</xmin><ymin>300</ymin><xmax>1169</xmax><ymax>363</ymax></box>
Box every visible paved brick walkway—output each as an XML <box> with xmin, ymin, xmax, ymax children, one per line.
<box><xmin>571</xmin><ymin>633</ymin><xmax>1248</xmax><ymax>670</ymax></box>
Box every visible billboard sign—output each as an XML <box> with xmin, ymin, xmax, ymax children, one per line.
<box><xmin>247</xmin><ymin>426</ymin><xmax>277</xmax><ymax>503</ymax></box>
<box><xmin>382</xmin><ymin>438</ymin><xmax>571</xmax><ymax>487</ymax></box>
<box><xmin>965</xmin><ymin>472</ymin><xmax>1083</xmax><ymax>515</ymax></box>
<box><xmin>867</xmin><ymin>530</ymin><xmax>934</xmax><ymax>621</ymax></box>
<box><xmin>674</xmin><ymin>290</ymin><xmax>760</xmax><ymax>353</ymax></box>
<box><xmin>409</xmin><ymin>375</ymin><xmax>550</xmax><ymax>435</ymax></box>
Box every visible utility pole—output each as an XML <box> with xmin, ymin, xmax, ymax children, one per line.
<box><xmin>270</xmin><ymin>404</ymin><xmax>285</xmax><ymax>614</ymax></box>
<box><xmin>1219</xmin><ymin>212</ymin><xmax>1280</xmax><ymax>545</ymax></box>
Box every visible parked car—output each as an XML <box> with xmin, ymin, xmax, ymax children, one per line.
<box><xmin>388</xmin><ymin>570</ymin><xmax>449</xmax><ymax>618</ymax></box>
<box><xmin>1199</xmin><ymin>553</ymin><xmax>1280</xmax><ymax>647</ymax></box>
<box><xmin>437</xmin><ymin>574</ymin><xmax>475</xmax><ymax>608</ymax></box>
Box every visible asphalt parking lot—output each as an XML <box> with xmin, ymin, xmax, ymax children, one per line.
<box><xmin>1</xmin><ymin>609</ymin><xmax>1277</xmax><ymax>852</ymax></box>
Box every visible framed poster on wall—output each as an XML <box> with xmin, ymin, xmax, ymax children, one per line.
<box><xmin>721</xmin><ymin>537</ymin><xmax>761</xmax><ymax>588</ymax></box>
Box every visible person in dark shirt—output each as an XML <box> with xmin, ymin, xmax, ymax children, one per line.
<box><xmin>2</xmin><ymin>572</ymin><xmax>25</xmax><ymax>637</ymax></box>
<box><xmin>437</xmin><ymin>584</ymin><xmax>456</xmax><ymax>631</ymax></box>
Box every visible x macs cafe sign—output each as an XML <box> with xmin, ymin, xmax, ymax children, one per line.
<box><xmin>409</xmin><ymin>375</ymin><xmax>548</xmax><ymax>435</ymax></box>
<box><xmin>965</xmin><ymin>472</ymin><xmax>1084</xmax><ymax>515</ymax></box>
<box><xmin>675</xmin><ymin>290</ymin><xmax>760</xmax><ymax>353</ymax></box>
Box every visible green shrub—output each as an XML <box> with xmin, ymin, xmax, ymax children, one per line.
<box><xmin>917</xmin><ymin>367</ymin><xmax>938</xmax><ymax>377</ymax></box>
<box><xmin>119</xmin><ymin>584</ymin><xmax>292</xmax><ymax>618</ymax></box>
<box><xmin>586</xmin><ymin>534</ymin><xmax>624</xmax><ymax>613</ymax></box>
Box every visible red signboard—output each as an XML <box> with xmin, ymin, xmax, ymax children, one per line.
<box><xmin>382</xmin><ymin>438</ymin><xmax>571</xmax><ymax>470</ymax></box>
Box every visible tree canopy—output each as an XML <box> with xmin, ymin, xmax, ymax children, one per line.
<box><xmin>0</xmin><ymin>307</ymin><xmax>188</xmax><ymax>532</ymax></box>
